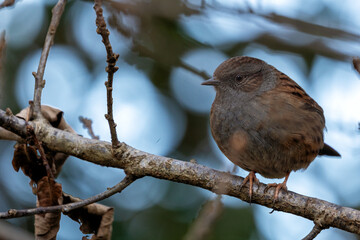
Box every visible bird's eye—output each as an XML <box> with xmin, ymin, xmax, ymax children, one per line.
<box><xmin>235</xmin><ymin>74</ymin><xmax>243</xmax><ymax>81</ymax></box>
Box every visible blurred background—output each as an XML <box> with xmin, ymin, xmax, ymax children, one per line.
<box><xmin>1</xmin><ymin>0</ymin><xmax>360</xmax><ymax>239</ymax></box>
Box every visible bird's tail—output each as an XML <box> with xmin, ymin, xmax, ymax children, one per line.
<box><xmin>319</xmin><ymin>143</ymin><xmax>341</xmax><ymax>157</ymax></box>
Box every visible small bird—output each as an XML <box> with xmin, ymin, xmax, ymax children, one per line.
<box><xmin>202</xmin><ymin>56</ymin><xmax>340</xmax><ymax>201</ymax></box>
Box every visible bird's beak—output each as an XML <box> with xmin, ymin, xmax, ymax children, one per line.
<box><xmin>201</xmin><ymin>77</ymin><xmax>221</xmax><ymax>86</ymax></box>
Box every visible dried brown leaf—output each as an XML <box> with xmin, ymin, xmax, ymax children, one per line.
<box><xmin>37</xmin><ymin>176</ymin><xmax>63</xmax><ymax>207</ymax></box>
<box><xmin>12</xmin><ymin>143</ymin><xmax>46</xmax><ymax>182</ymax></box>
<box><xmin>63</xmin><ymin>193</ymin><xmax>114</xmax><ymax>240</ymax></box>
<box><xmin>11</xmin><ymin>105</ymin><xmax>76</xmax><ymax>180</ymax></box>
<box><xmin>35</xmin><ymin>176</ymin><xmax>63</xmax><ymax>240</ymax></box>
<box><xmin>16</xmin><ymin>105</ymin><xmax>76</xmax><ymax>133</ymax></box>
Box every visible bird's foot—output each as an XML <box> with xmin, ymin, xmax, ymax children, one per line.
<box><xmin>264</xmin><ymin>182</ymin><xmax>288</xmax><ymax>200</ymax></box>
<box><xmin>239</xmin><ymin>171</ymin><xmax>259</xmax><ymax>202</ymax></box>
<box><xmin>264</xmin><ymin>173</ymin><xmax>290</xmax><ymax>200</ymax></box>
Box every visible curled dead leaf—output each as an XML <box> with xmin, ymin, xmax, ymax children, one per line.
<box><xmin>11</xmin><ymin>105</ymin><xmax>77</xmax><ymax>180</ymax></box>
<box><xmin>35</xmin><ymin>176</ymin><xmax>63</xmax><ymax>240</ymax></box>
<box><xmin>63</xmin><ymin>193</ymin><xmax>114</xmax><ymax>240</ymax></box>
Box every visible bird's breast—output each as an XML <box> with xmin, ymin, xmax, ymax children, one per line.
<box><xmin>209</xmin><ymin>98</ymin><xmax>262</xmax><ymax>154</ymax></box>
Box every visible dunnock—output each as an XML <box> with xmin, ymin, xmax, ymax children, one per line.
<box><xmin>202</xmin><ymin>56</ymin><xmax>340</xmax><ymax>200</ymax></box>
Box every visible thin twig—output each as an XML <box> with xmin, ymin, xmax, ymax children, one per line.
<box><xmin>94</xmin><ymin>0</ymin><xmax>120</xmax><ymax>148</ymax></box>
<box><xmin>0</xmin><ymin>220</ymin><xmax>33</xmax><ymax>240</ymax></box>
<box><xmin>26</xmin><ymin>125</ymin><xmax>54</xmax><ymax>180</ymax></box>
<box><xmin>184</xmin><ymin>164</ymin><xmax>238</xmax><ymax>240</ymax></box>
<box><xmin>79</xmin><ymin>116</ymin><xmax>99</xmax><ymax>140</ymax></box>
<box><xmin>108</xmin><ymin>18</ymin><xmax>210</xmax><ymax>81</ymax></box>
<box><xmin>131</xmin><ymin>41</ymin><xmax>211</xmax><ymax>80</ymax></box>
<box><xmin>184</xmin><ymin>195</ymin><xmax>223</xmax><ymax>240</ymax></box>
<box><xmin>32</xmin><ymin>0</ymin><xmax>66</xmax><ymax>119</ymax></box>
<box><xmin>0</xmin><ymin>174</ymin><xmax>137</xmax><ymax>219</ymax></box>
<box><xmin>302</xmin><ymin>224</ymin><xmax>324</xmax><ymax>240</ymax></box>
<box><xmin>179</xmin><ymin>61</ymin><xmax>211</xmax><ymax>80</ymax></box>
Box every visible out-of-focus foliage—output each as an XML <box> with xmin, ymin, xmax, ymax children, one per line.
<box><xmin>1</xmin><ymin>0</ymin><xmax>360</xmax><ymax>239</ymax></box>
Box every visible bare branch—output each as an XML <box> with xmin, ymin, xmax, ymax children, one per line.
<box><xmin>179</xmin><ymin>61</ymin><xmax>211</xmax><ymax>80</ymax></box>
<box><xmin>205</xmin><ymin>4</ymin><xmax>359</xmax><ymax>61</ymax></box>
<box><xmin>93</xmin><ymin>0</ymin><xmax>120</xmax><ymax>148</ymax></box>
<box><xmin>1</xmin><ymin>109</ymin><xmax>360</xmax><ymax>236</ymax></box>
<box><xmin>0</xmin><ymin>174</ymin><xmax>136</xmax><ymax>219</ymax></box>
<box><xmin>0</xmin><ymin>220</ymin><xmax>33</xmax><ymax>240</ymax></box>
<box><xmin>32</xmin><ymin>0</ymin><xmax>66</xmax><ymax>119</ymax></box>
<box><xmin>132</xmin><ymin>41</ymin><xmax>211</xmax><ymax>80</ymax></box>
<box><xmin>0</xmin><ymin>108</ymin><xmax>23</xmax><ymax>141</ymax></box>
<box><xmin>302</xmin><ymin>224</ymin><xmax>325</xmax><ymax>240</ymax></box>
<box><xmin>79</xmin><ymin>116</ymin><xmax>99</xmax><ymax>140</ymax></box>
<box><xmin>0</xmin><ymin>0</ymin><xmax>15</xmax><ymax>9</ymax></box>
<box><xmin>184</xmin><ymin>195</ymin><xmax>223</xmax><ymax>240</ymax></box>
<box><xmin>184</xmin><ymin>165</ymin><xmax>237</xmax><ymax>240</ymax></box>
<box><xmin>0</xmin><ymin>109</ymin><xmax>28</xmax><ymax>138</ymax></box>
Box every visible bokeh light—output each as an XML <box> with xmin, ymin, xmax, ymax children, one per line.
<box><xmin>15</xmin><ymin>46</ymin><xmax>90</xmax><ymax>124</ymax></box>
<box><xmin>0</xmin><ymin>0</ymin><xmax>46</xmax><ymax>48</ymax></box>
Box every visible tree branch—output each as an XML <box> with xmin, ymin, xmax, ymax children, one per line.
<box><xmin>79</xmin><ymin>116</ymin><xmax>99</xmax><ymax>140</ymax></box>
<box><xmin>0</xmin><ymin>0</ymin><xmax>15</xmax><ymax>9</ymax></box>
<box><xmin>0</xmin><ymin>174</ymin><xmax>136</xmax><ymax>219</ymax></box>
<box><xmin>94</xmin><ymin>0</ymin><xmax>120</xmax><ymax>148</ymax></box>
<box><xmin>184</xmin><ymin>166</ymin><xmax>236</xmax><ymax>240</ymax></box>
<box><xmin>32</xmin><ymin>0</ymin><xmax>66</xmax><ymax>119</ymax></box>
<box><xmin>179</xmin><ymin>60</ymin><xmax>211</xmax><ymax>80</ymax></box>
<box><xmin>302</xmin><ymin>224</ymin><xmax>325</xmax><ymax>240</ymax></box>
<box><xmin>131</xmin><ymin>41</ymin><xmax>211</xmax><ymax>80</ymax></box>
<box><xmin>184</xmin><ymin>195</ymin><xmax>223</xmax><ymax>240</ymax></box>
<box><xmin>0</xmin><ymin>220</ymin><xmax>33</xmax><ymax>240</ymax></box>
<box><xmin>0</xmin><ymin>109</ymin><xmax>360</xmax><ymax>236</ymax></box>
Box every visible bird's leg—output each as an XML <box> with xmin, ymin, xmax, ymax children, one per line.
<box><xmin>265</xmin><ymin>172</ymin><xmax>290</xmax><ymax>200</ymax></box>
<box><xmin>239</xmin><ymin>171</ymin><xmax>259</xmax><ymax>202</ymax></box>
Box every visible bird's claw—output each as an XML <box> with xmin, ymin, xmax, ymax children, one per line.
<box><xmin>239</xmin><ymin>171</ymin><xmax>259</xmax><ymax>203</ymax></box>
<box><xmin>264</xmin><ymin>182</ymin><xmax>288</xmax><ymax>200</ymax></box>
<box><xmin>264</xmin><ymin>173</ymin><xmax>290</xmax><ymax>201</ymax></box>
